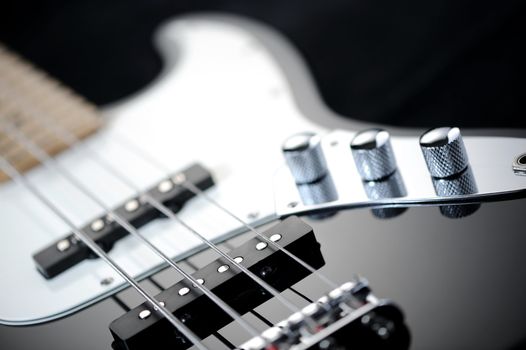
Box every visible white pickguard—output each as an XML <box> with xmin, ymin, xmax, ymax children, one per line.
<box><xmin>0</xmin><ymin>17</ymin><xmax>324</xmax><ymax>325</ymax></box>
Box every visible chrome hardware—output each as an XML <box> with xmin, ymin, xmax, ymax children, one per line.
<box><xmin>419</xmin><ymin>127</ymin><xmax>469</xmax><ymax>178</ymax></box>
<box><xmin>513</xmin><ymin>153</ymin><xmax>526</xmax><ymax>176</ymax></box>
<box><xmin>362</xmin><ymin>171</ymin><xmax>407</xmax><ymax>219</ymax></box>
<box><xmin>275</xmin><ymin>130</ymin><xmax>526</xmax><ymax>218</ymax></box>
<box><xmin>238</xmin><ymin>280</ymin><xmax>406</xmax><ymax>350</ymax></box>
<box><xmin>432</xmin><ymin>167</ymin><xmax>480</xmax><ymax>218</ymax></box>
<box><xmin>296</xmin><ymin>174</ymin><xmax>338</xmax><ymax>206</ymax></box>
<box><xmin>432</xmin><ymin>167</ymin><xmax>478</xmax><ymax>197</ymax></box>
<box><xmin>351</xmin><ymin>129</ymin><xmax>397</xmax><ymax>181</ymax></box>
<box><xmin>282</xmin><ymin>132</ymin><xmax>328</xmax><ymax>184</ymax></box>
<box><xmin>283</xmin><ymin>132</ymin><xmax>338</xmax><ymax>209</ymax></box>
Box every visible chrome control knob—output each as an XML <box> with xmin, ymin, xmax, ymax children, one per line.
<box><xmin>282</xmin><ymin>132</ymin><xmax>328</xmax><ymax>184</ymax></box>
<box><xmin>351</xmin><ymin>129</ymin><xmax>397</xmax><ymax>181</ymax></box>
<box><xmin>419</xmin><ymin>127</ymin><xmax>469</xmax><ymax>178</ymax></box>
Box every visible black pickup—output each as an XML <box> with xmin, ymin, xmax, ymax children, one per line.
<box><xmin>109</xmin><ymin>216</ymin><xmax>325</xmax><ymax>350</ymax></box>
<box><xmin>33</xmin><ymin>163</ymin><xmax>214</xmax><ymax>279</ymax></box>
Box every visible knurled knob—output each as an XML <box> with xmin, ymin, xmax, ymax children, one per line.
<box><xmin>419</xmin><ymin>127</ymin><xmax>469</xmax><ymax>178</ymax></box>
<box><xmin>282</xmin><ymin>132</ymin><xmax>328</xmax><ymax>184</ymax></box>
<box><xmin>350</xmin><ymin>129</ymin><xmax>397</xmax><ymax>181</ymax></box>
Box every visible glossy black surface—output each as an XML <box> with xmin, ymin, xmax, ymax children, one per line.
<box><xmin>2</xmin><ymin>198</ymin><xmax>526</xmax><ymax>349</ymax></box>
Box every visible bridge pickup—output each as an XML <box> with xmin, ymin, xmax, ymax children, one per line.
<box><xmin>33</xmin><ymin>163</ymin><xmax>214</xmax><ymax>279</ymax></box>
<box><xmin>239</xmin><ymin>281</ymin><xmax>410</xmax><ymax>350</ymax></box>
<box><xmin>109</xmin><ymin>216</ymin><xmax>325</xmax><ymax>350</ymax></box>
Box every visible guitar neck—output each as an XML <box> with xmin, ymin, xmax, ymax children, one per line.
<box><xmin>0</xmin><ymin>44</ymin><xmax>101</xmax><ymax>182</ymax></box>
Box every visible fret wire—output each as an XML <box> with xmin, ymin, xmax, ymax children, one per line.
<box><xmin>0</xmin><ymin>45</ymin><xmax>101</xmax><ymax>182</ymax></box>
<box><xmin>0</xmin><ymin>96</ymin><xmax>98</xmax><ymax>155</ymax></box>
<box><xmin>0</xmin><ymin>155</ymin><xmax>208</xmax><ymax>350</ymax></box>
<box><xmin>0</xmin><ymin>121</ymin><xmax>265</xmax><ymax>342</ymax></box>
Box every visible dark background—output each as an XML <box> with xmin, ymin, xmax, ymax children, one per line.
<box><xmin>1</xmin><ymin>0</ymin><xmax>525</xmax><ymax>128</ymax></box>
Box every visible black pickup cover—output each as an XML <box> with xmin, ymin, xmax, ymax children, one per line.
<box><xmin>33</xmin><ymin>163</ymin><xmax>214</xmax><ymax>279</ymax></box>
<box><xmin>109</xmin><ymin>216</ymin><xmax>325</xmax><ymax>350</ymax></box>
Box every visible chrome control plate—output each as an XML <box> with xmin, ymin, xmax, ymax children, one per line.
<box><xmin>275</xmin><ymin>130</ymin><xmax>526</xmax><ymax>217</ymax></box>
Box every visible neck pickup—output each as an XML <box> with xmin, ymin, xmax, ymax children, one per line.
<box><xmin>32</xmin><ymin>163</ymin><xmax>214</xmax><ymax>279</ymax></box>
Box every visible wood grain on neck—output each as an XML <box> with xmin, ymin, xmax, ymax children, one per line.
<box><xmin>0</xmin><ymin>44</ymin><xmax>101</xmax><ymax>182</ymax></box>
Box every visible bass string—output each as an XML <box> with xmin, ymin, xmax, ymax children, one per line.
<box><xmin>0</xmin><ymin>156</ymin><xmax>209</xmax><ymax>350</ymax></box>
<box><xmin>9</xmin><ymin>99</ymin><xmax>361</xmax><ymax>322</ymax></box>
<box><xmin>0</xmin><ymin>121</ymin><xmax>267</xmax><ymax>342</ymax></box>
<box><xmin>1</xmin><ymin>119</ymin><xmax>323</xmax><ymax>334</ymax></box>
<box><xmin>2</xmin><ymin>79</ymin><xmax>340</xmax><ymax>292</ymax></box>
<box><xmin>1</xmin><ymin>82</ymin><xmax>356</xmax><ymax>329</ymax></box>
<box><xmin>114</xmin><ymin>132</ymin><xmax>341</xmax><ymax>290</ymax></box>
<box><xmin>0</xmin><ymin>94</ymin><xmax>320</xmax><ymax>320</ymax></box>
<box><xmin>0</xmin><ymin>80</ymin><xmax>302</xmax><ymax>316</ymax></box>
<box><xmin>111</xmin><ymin>134</ymin><xmax>362</xmax><ymax>316</ymax></box>
<box><xmin>0</xmin><ymin>82</ymin><xmax>275</xmax><ymax>339</ymax></box>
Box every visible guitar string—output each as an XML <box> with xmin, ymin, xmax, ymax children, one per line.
<box><xmin>23</xmin><ymin>117</ymin><xmax>357</xmax><ymax>319</ymax></box>
<box><xmin>111</xmin><ymin>134</ymin><xmax>360</xmax><ymax>314</ymax></box>
<box><xmin>0</xmin><ymin>121</ymin><xmax>266</xmax><ymax>341</ymax></box>
<box><xmin>0</xmin><ymin>83</ymin><xmax>356</xmax><ymax>331</ymax></box>
<box><xmin>6</xmin><ymin>104</ymin><xmax>338</xmax><ymax>292</ymax></box>
<box><xmin>2</xmin><ymin>108</ymin><xmax>338</xmax><ymax>292</ymax></box>
<box><xmin>0</xmin><ymin>156</ymin><xmax>209</xmax><ymax>350</ymax></box>
<box><xmin>114</xmin><ymin>133</ymin><xmax>339</xmax><ymax>289</ymax></box>
<box><xmin>3</xmin><ymin>94</ymin><xmax>360</xmax><ymax>320</ymax></box>
<box><xmin>0</xmin><ymin>59</ymin><xmax>362</xmax><ymax>343</ymax></box>
<box><xmin>2</xmin><ymin>120</ymin><xmax>328</xmax><ymax>332</ymax></box>
<box><xmin>0</xmin><ymin>82</ymin><xmax>311</xmax><ymax>318</ymax></box>
<box><xmin>0</xmin><ymin>95</ymin><xmax>326</xmax><ymax>320</ymax></box>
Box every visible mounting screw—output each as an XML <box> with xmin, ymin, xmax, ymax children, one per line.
<box><xmin>100</xmin><ymin>277</ymin><xmax>114</xmax><ymax>286</ymax></box>
<box><xmin>287</xmin><ymin>201</ymin><xmax>298</xmax><ymax>208</ymax></box>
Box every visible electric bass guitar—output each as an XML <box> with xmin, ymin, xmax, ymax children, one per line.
<box><xmin>1</xmin><ymin>14</ymin><xmax>525</xmax><ymax>350</ymax></box>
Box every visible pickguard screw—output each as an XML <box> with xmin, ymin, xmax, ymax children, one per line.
<box><xmin>100</xmin><ymin>277</ymin><xmax>114</xmax><ymax>286</ymax></box>
<box><xmin>287</xmin><ymin>201</ymin><xmax>298</xmax><ymax>208</ymax></box>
